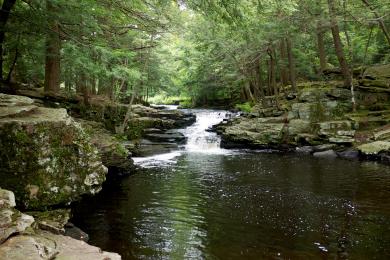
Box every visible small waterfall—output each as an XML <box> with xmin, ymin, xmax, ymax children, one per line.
<box><xmin>181</xmin><ymin>110</ymin><xmax>228</xmax><ymax>153</ymax></box>
<box><xmin>134</xmin><ymin>109</ymin><xmax>231</xmax><ymax>167</ymax></box>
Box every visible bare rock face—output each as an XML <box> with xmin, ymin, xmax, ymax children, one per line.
<box><xmin>0</xmin><ymin>94</ymin><xmax>107</xmax><ymax>210</ymax></box>
<box><xmin>0</xmin><ymin>190</ymin><xmax>120</xmax><ymax>259</ymax></box>
<box><xmin>0</xmin><ymin>231</ymin><xmax>121</xmax><ymax>260</ymax></box>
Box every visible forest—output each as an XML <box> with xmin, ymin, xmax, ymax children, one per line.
<box><xmin>1</xmin><ymin>0</ymin><xmax>390</xmax><ymax>259</ymax></box>
<box><xmin>0</xmin><ymin>0</ymin><xmax>388</xmax><ymax>107</ymax></box>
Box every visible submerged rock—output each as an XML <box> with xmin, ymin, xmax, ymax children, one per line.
<box><xmin>0</xmin><ymin>94</ymin><xmax>107</xmax><ymax>210</ymax></box>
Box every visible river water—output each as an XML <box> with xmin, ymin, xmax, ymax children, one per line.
<box><xmin>72</xmin><ymin>110</ymin><xmax>390</xmax><ymax>259</ymax></box>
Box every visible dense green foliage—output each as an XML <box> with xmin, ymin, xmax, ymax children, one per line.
<box><xmin>0</xmin><ymin>0</ymin><xmax>389</xmax><ymax>106</ymax></box>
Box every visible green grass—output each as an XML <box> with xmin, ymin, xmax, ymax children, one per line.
<box><xmin>235</xmin><ymin>102</ymin><xmax>253</xmax><ymax>113</ymax></box>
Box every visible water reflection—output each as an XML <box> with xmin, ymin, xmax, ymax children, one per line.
<box><xmin>71</xmin><ymin>110</ymin><xmax>390</xmax><ymax>259</ymax></box>
<box><xmin>72</xmin><ymin>153</ymin><xmax>390</xmax><ymax>259</ymax></box>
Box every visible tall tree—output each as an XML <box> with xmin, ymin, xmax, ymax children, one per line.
<box><xmin>44</xmin><ymin>1</ymin><xmax>61</xmax><ymax>92</ymax></box>
<box><xmin>361</xmin><ymin>0</ymin><xmax>390</xmax><ymax>47</ymax></box>
<box><xmin>327</xmin><ymin>0</ymin><xmax>352</xmax><ymax>87</ymax></box>
<box><xmin>0</xmin><ymin>0</ymin><xmax>16</xmax><ymax>81</ymax></box>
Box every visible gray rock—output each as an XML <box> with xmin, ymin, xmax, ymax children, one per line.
<box><xmin>0</xmin><ymin>189</ymin><xmax>16</xmax><ymax>209</ymax></box>
<box><xmin>338</xmin><ymin>150</ymin><xmax>359</xmax><ymax>159</ymax></box>
<box><xmin>0</xmin><ymin>230</ymin><xmax>121</xmax><ymax>260</ymax></box>
<box><xmin>357</xmin><ymin>141</ymin><xmax>390</xmax><ymax>155</ymax></box>
<box><xmin>373</xmin><ymin>128</ymin><xmax>390</xmax><ymax>141</ymax></box>
<box><xmin>295</xmin><ymin>146</ymin><xmax>314</xmax><ymax>154</ymax></box>
<box><xmin>313</xmin><ymin>150</ymin><xmax>338</xmax><ymax>158</ymax></box>
<box><xmin>288</xmin><ymin>119</ymin><xmax>311</xmax><ymax>136</ymax></box>
<box><xmin>313</xmin><ymin>144</ymin><xmax>336</xmax><ymax>152</ymax></box>
<box><xmin>326</xmin><ymin>88</ymin><xmax>351</xmax><ymax>100</ymax></box>
<box><xmin>77</xmin><ymin>119</ymin><xmax>134</xmax><ymax>177</ymax></box>
<box><xmin>329</xmin><ymin>136</ymin><xmax>355</xmax><ymax>144</ymax></box>
<box><xmin>65</xmin><ymin>222</ymin><xmax>89</xmax><ymax>242</ymax></box>
<box><xmin>0</xmin><ymin>94</ymin><xmax>36</xmax><ymax>119</ymax></box>
<box><xmin>0</xmin><ymin>94</ymin><xmax>108</xmax><ymax>210</ymax></box>
<box><xmin>0</xmin><ymin>208</ymin><xmax>34</xmax><ymax>244</ymax></box>
<box><xmin>222</xmin><ymin>117</ymin><xmax>285</xmax><ymax>145</ymax></box>
<box><xmin>291</xmin><ymin>103</ymin><xmax>312</xmax><ymax>120</ymax></box>
<box><xmin>144</xmin><ymin>132</ymin><xmax>186</xmax><ymax>144</ymax></box>
<box><xmin>28</xmin><ymin>209</ymin><xmax>70</xmax><ymax>235</ymax></box>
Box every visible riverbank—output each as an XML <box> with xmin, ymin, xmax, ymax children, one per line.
<box><xmin>213</xmin><ymin>64</ymin><xmax>390</xmax><ymax>163</ymax></box>
<box><xmin>70</xmin><ymin>109</ymin><xmax>390</xmax><ymax>259</ymax></box>
<box><xmin>0</xmin><ymin>91</ymin><xmax>196</xmax><ymax>259</ymax></box>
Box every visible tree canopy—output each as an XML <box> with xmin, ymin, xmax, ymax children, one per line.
<box><xmin>0</xmin><ymin>0</ymin><xmax>389</xmax><ymax>106</ymax></box>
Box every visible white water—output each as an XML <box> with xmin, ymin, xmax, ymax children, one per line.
<box><xmin>133</xmin><ymin>109</ymin><xmax>233</xmax><ymax>167</ymax></box>
<box><xmin>181</xmin><ymin>110</ymin><xmax>229</xmax><ymax>154</ymax></box>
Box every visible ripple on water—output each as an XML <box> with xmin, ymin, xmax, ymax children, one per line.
<box><xmin>71</xmin><ymin>110</ymin><xmax>390</xmax><ymax>259</ymax></box>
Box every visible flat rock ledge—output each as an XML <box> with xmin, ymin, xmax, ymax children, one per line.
<box><xmin>0</xmin><ymin>188</ymin><xmax>120</xmax><ymax>260</ymax></box>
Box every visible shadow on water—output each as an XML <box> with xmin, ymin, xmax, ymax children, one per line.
<box><xmin>72</xmin><ymin>110</ymin><xmax>390</xmax><ymax>259</ymax></box>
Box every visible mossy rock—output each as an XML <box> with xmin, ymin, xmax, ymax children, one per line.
<box><xmin>0</xmin><ymin>94</ymin><xmax>107</xmax><ymax>210</ymax></box>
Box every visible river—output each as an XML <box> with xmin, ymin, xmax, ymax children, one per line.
<box><xmin>72</xmin><ymin>109</ymin><xmax>390</xmax><ymax>259</ymax></box>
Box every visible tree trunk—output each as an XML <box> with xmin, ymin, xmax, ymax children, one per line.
<box><xmin>279</xmin><ymin>39</ymin><xmax>288</xmax><ymax>86</ymax></box>
<box><xmin>0</xmin><ymin>0</ymin><xmax>16</xmax><ymax>81</ymax></box>
<box><xmin>361</xmin><ymin>0</ymin><xmax>390</xmax><ymax>46</ymax></box>
<box><xmin>286</xmin><ymin>37</ymin><xmax>297</xmax><ymax>92</ymax></box>
<box><xmin>116</xmin><ymin>87</ymin><xmax>136</xmax><ymax>134</ymax></box>
<box><xmin>44</xmin><ymin>1</ymin><xmax>61</xmax><ymax>93</ymax></box>
<box><xmin>327</xmin><ymin>0</ymin><xmax>352</xmax><ymax>87</ymax></box>
<box><xmin>6</xmin><ymin>33</ymin><xmax>18</xmax><ymax>82</ymax></box>
<box><xmin>257</xmin><ymin>58</ymin><xmax>265</xmax><ymax>98</ymax></box>
<box><xmin>245</xmin><ymin>81</ymin><xmax>255</xmax><ymax>101</ymax></box>
<box><xmin>267</xmin><ymin>46</ymin><xmax>277</xmax><ymax>96</ymax></box>
<box><xmin>317</xmin><ymin>20</ymin><xmax>327</xmax><ymax>74</ymax></box>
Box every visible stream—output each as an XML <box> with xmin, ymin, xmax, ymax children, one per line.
<box><xmin>72</xmin><ymin>109</ymin><xmax>390</xmax><ymax>259</ymax></box>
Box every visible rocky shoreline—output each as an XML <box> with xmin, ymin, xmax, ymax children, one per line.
<box><xmin>213</xmin><ymin>64</ymin><xmax>390</xmax><ymax>164</ymax></box>
<box><xmin>0</xmin><ymin>92</ymin><xmax>195</xmax><ymax>259</ymax></box>
<box><xmin>0</xmin><ymin>63</ymin><xmax>389</xmax><ymax>259</ymax></box>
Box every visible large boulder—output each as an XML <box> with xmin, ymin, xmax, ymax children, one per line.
<box><xmin>221</xmin><ymin>117</ymin><xmax>286</xmax><ymax>148</ymax></box>
<box><xmin>0</xmin><ymin>94</ymin><xmax>107</xmax><ymax>209</ymax></box>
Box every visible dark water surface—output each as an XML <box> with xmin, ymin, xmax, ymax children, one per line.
<box><xmin>72</xmin><ymin>110</ymin><xmax>390</xmax><ymax>259</ymax></box>
<box><xmin>72</xmin><ymin>152</ymin><xmax>390</xmax><ymax>259</ymax></box>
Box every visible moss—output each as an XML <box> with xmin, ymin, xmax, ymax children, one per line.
<box><xmin>0</xmin><ymin>117</ymin><xmax>105</xmax><ymax>210</ymax></box>
<box><xmin>309</xmin><ymin>100</ymin><xmax>326</xmax><ymax>123</ymax></box>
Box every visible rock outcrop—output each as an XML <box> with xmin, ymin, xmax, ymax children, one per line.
<box><xmin>0</xmin><ymin>94</ymin><xmax>107</xmax><ymax>210</ymax></box>
<box><xmin>77</xmin><ymin>119</ymin><xmax>135</xmax><ymax>176</ymax></box>
<box><xmin>220</xmin><ymin>83</ymin><xmax>355</xmax><ymax>149</ymax></box>
<box><xmin>73</xmin><ymin>101</ymin><xmax>195</xmax><ymax>140</ymax></box>
<box><xmin>217</xmin><ymin>66</ymin><xmax>390</xmax><ymax>162</ymax></box>
<box><xmin>359</xmin><ymin>64</ymin><xmax>390</xmax><ymax>91</ymax></box>
<box><xmin>0</xmin><ymin>189</ymin><xmax>120</xmax><ymax>260</ymax></box>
